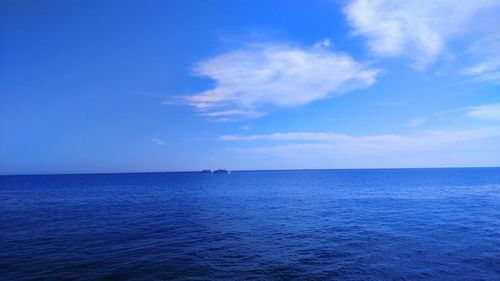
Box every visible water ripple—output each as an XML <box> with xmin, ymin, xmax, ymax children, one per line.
<box><xmin>1</xmin><ymin>168</ymin><xmax>499</xmax><ymax>280</ymax></box>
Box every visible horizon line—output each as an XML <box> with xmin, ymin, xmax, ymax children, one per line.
<box><xmin>1</xmin><ymin>165</ymin><xmax>499</xmax><ymax>177</ymax></box>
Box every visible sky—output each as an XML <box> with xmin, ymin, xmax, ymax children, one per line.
<box><xmin>1</xmin><ymin>0</ymin><xmax>500</xmax><ymax>174</ymax></box>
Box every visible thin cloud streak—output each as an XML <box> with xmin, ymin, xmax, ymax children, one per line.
<box><xmin>151</xmin><ymin>138</ymin><xmax>167</xmax><ymax>145</ymax></box>
<box><xmin>465</xmin><ymin>104</ymin><xmax>500</xmax><ymax>121</ymax></box>
<box><xmin>435</xmin><ymin>103</ymin><xmax>500</xmax><ymax>122</ymax></box>
<box><xmin>403</xmin><ymin>117</ymin><xmax>427</xmax><ymax>128</ymax></box>
<box><xmin>462</xmin><ymin>34</ymin><xmax>500</xmax><ymax>83</ymax></box>
<box><xmin>220</xmin><ymin>127</ymin><xmax>500</xmax><ymax>154</ymax></box>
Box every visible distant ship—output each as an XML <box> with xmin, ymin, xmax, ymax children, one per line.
<box><xmin>213</xmin><ymin>169</ymin><xmax>231</xmax><ymax>174</ymax></box>
<box><xmin>201</xmin><ymin>169</ymin><xmax>231</xmax><ymax>174</ymax></box>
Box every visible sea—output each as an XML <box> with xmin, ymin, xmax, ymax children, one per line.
<box><xmin>1</xmin><ymin>168</ymin><xmax>499</xmax><ymax>280</ymax></box>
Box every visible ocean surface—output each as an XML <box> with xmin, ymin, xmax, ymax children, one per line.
<box><xmin>1</xmin><ymin>168</ymin><xmax>499</xmax><ymax>280</ymax></box>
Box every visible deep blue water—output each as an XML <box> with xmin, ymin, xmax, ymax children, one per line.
<box><xmin>1</xmin><ymin>168</ymin><xmax>499</xmax><ymax>280</ymax></box>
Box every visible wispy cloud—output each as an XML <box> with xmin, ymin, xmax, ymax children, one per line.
<box><xmin>221</xmin><ymin>127</ymin><xmax>500</xmax><ymax>156</ymax></box>
<box><xmin>185</xmin><ymin>42</ymin><xmax>378</xmax><ymax>119</ymax></box>
<box><xmin>221</xmin><ymin>127</ymin><xmax>500</xmax><ymax>147</ymax></box>
<box><xmin>151</xmin><ymin>138</ymin><xmax>167</xmax><ymax>145</ymax></box>
<box><xmin>240</xmin><ymin>124</ymin><xmax>251</xmax><ymax>130</ymax></box>
<box><xmin>403</xmin><ymin>117</ymin><xmax>427</xmax><ymax>128</ymax></box>
<box><xmin>313</xmin><ymin>38</ymin><xmax>332</xmax><ymax>48</ymax></box>
<box><xmin>398</xmin><ymin>103</ymin><xmax>500</xmax><ymax>130</ymax></box>
<box><xmin>435</xmin><ymin>103</ymin><xmax>500</xmax><ymax>122</ymax></box>
<box><xmin>199</xmin><ymin>109</ymin><xmax>264</xmax><ymax>118</ymax></box>
<box><xmin>465</xmin><ymin>103</ymin><xmax>500</xmax><ymax>121</ymax></box>
<box><xmin>344</xmin><ymin>0</ymin><xmax>500</xmax><ymax>69</ymax></box>
<box><xmin>461</xmin><ymin>34</ymin><xmax>500</xmax><ymax>83</ymax></box>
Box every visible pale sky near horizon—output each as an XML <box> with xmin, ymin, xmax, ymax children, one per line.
<box><xmin>1</xmin><ymin>0</ymin><xmax>500</xmax><ymax>174</ymax></box>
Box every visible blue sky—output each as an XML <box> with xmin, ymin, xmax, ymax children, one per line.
<box><xmin>1</xmin><ymin>0</ymin><xmax>500</xmax><ymax>174</ymax></box>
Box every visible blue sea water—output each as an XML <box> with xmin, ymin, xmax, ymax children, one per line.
<box><xmin>1</xmin><ymin>168</ymin><xmax>499</xmax><ymax>280</ymax></box>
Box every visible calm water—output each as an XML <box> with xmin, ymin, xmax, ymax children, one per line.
<box><xmin>1</xmin><ymin>168</ymin><xmax>499</xmax><ymax>280</ymax></box>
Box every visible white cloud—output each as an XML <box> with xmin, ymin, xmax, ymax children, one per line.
<box><xmin>240</xmin><ymin>124</ymin><xmax>251</xmax><ymax>130</ymax></box>
<box><xmin>151</xmin><ymin>138</ymin><xmax>167</xmax><ymax>145</ymax></box>
<box><xmin>219</xmin><ymin>127</ymin><xmax>500</xmax><ymax>168</ymax></box>
<box><xmin>185</xmin><ymin>43</ymin><xmax>378</xmax><ymax>119</ymax></box>
<box><xmin>344</xmin><ymin>0</ymin><xmax>500</xmax><ymax>69</ymax></box>
<box><xmin>199</xmin><ymin>109</ymin><xmax>264</xmax><ymax>118</ymax></box>
<box><xmin>220</xmin><ymin>127</ymin><xmax>500</xmax><ymax>153</ymax></box>
<box><xmin>463</xmin><ymin>63</ymin><xmax>499</xmax><ymax>76</ymax></box>
<box><xmin>436</xmin><ymin>103</ymin><xmax>500</xmax><ymax>122</ymax></box>
<box><xmin>403</xmin><ymin>117</ymin><xmax>427</xmax><ymax>128</ymax></box>
<box><xmin>465</xmin><ymin>103</ymin><xmax>500</xmax><ymax>121</ymax></box>
<box><xmin>462</xmin><ymin>34</ymin><xmax>500</xmax><ymax>82</ymax></box>
<box><xmin>313</xmin><ymin>38</ymin><xmax>332</xmax><ymax>48</ymax></box>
